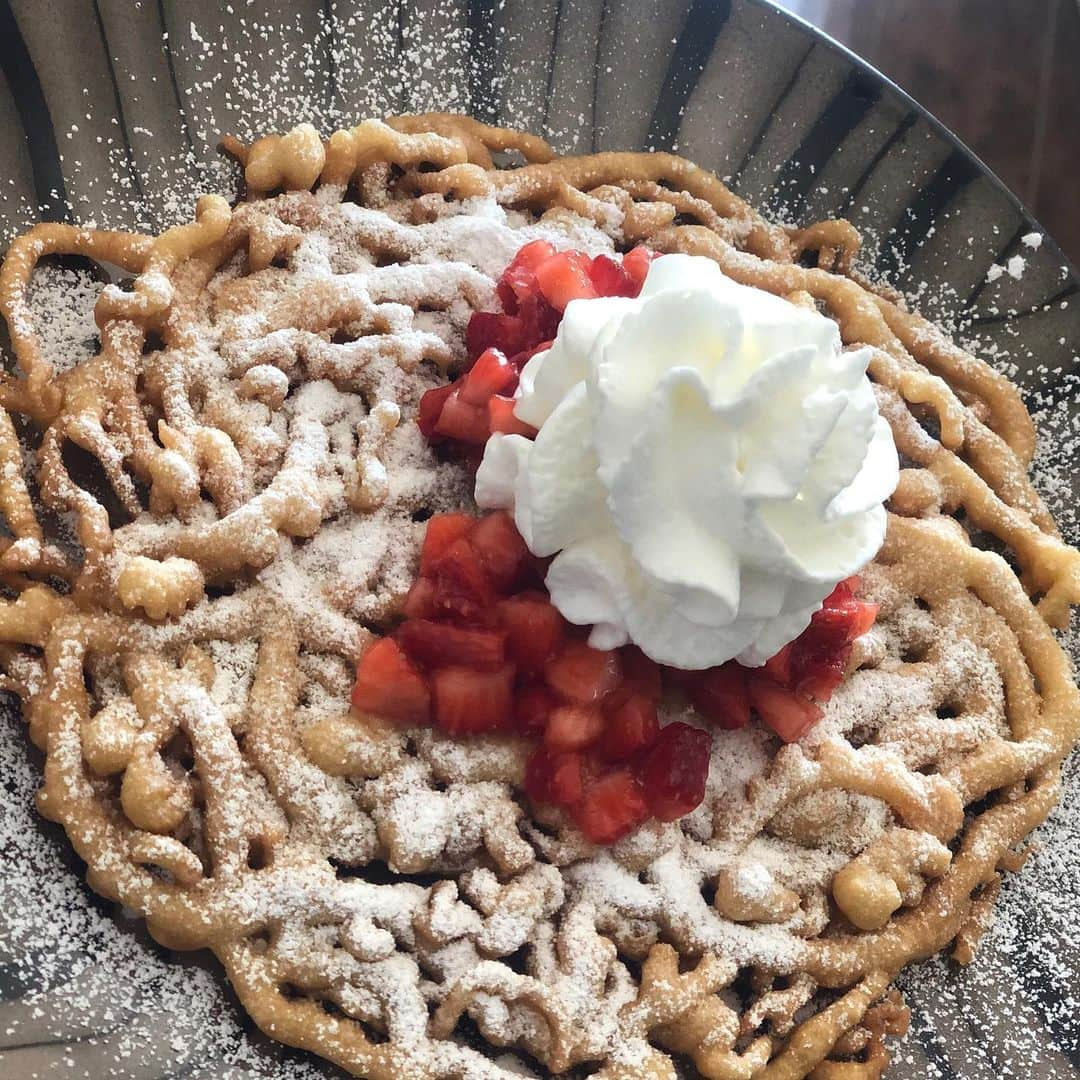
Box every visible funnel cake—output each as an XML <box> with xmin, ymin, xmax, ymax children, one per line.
<box><xmin>1</xmin><ymin>114</ymin><xmax>1078</xmax><ymax>1079</ymax></box>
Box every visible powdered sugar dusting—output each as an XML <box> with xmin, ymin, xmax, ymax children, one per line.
<box><xmin>24</xmin><ymin>263</ymin><xmax>104</xmax><ymax>376</ymax></box>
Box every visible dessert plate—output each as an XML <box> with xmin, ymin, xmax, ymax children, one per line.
<box><xmin>0</xmin><ymin>1</ymin><xmax>1076</xmax><ymax>1077</ymax></box>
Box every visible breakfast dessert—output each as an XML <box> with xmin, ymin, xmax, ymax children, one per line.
<box><xmin>1</xmin><ymin>113</ymin><xmax>1078</xmax><ymax>1079</ymax></box>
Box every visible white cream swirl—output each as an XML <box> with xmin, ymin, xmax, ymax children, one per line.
<box><xmin>475</xmin><ymin>254</ymin><xmax>899</xmax><ymax>669</ymax></box>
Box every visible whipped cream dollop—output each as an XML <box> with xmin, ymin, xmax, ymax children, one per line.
<box><xmin>475</xmin><ymin>254</ymin><xmax>899</xmax><ymax>668</ymax></box>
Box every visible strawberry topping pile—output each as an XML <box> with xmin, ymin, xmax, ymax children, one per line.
<box><xmin>352</xmin><ymin>509</ymin><xmax>878</xmax><ymax>845</ymax></box>
<box><xmin>417</xmin><ymin>240</ymin><xmax>659</xmax><ymax>449</ymax></box>
<box><xmin>351</xmin><ymin>242</ymin><xmax>879</xmax><ymax>845</ymax></box>
<box><xmin>353</xmin><ymin>508</ymin><xmax>710</xmax><ymax>844</ymax></box>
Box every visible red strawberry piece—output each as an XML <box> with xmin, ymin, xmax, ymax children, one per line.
<box><xmin>417</xmin><ymin>381</ymin><xmax>457</xmax><ymax>439</ymax></box>
<box><xmin>524</xmin><ymin>745</ymin><xmax>554</xmax><ymax>801</ymax></box>
<box><xmin>547</xmin><ymin>752</ymin><xmax>585</xmax><ymax>807</ymax></box>
<box><xmin>534</xmin><ymin>251</ymin><xmax>598</xmax><ymax>311</ymax></box>
<box><xmin>507</xmin><ymin>238</ymin><xmax>558</xmax><ymax>275</ymax></box>
<box><xmin>639</xmin><ymin>721</ymin><xmax>711</xmax><ymax>822</ymax></box>
<box><xmin>497</xmin><ymin>240</ymin><xmax>558</xmax><ymax>313</ymax></box>
<box><xmin>514</xmin><ymin>683</ymin><xmax>557</xmax><ymax>737</ymax></box>
<box><xmin>496</xmin><ymin>277</ymin><xmax>520</xmax><ymax>314</ymax></box>
<box><xmin>420</xmin><ymin>513</ymin><xmax>475</xmax><ymax>575</ymax></box>
<box><xmin>515</xmin><ymin>288</ymin><xmax>562</xmax><ymax>345</ymax></box>
<box><xmin>617</xmin><ymin>645</ymin><xmax>663</xmax><ymax>703</ymax></box>
<box><xmin>545</xmin><ymin>640</ymin><xmax>623</xmax><ymax>704</ymax></box>
<box><xmin>432</xmin><ymin>664</ymin><xmax>514</xmax><ymax>735</ymax></box>
<box><xmin>469</xmin><ymin>510</ymin><xmax>530</xmax><ymax>592</ymax></box>
<box><xmin>846</xmin><ymin>600</ymin><xmax>879</xmax><ymax>639</ymax></box>
<box><xmin>827</xmin><ymin>576</ymin><xmax>861</xmax><ymax>605</ymax></box>
<box><xmin>488</xmin><ymin>395</ymin><xmax>537</xmax><ymax>437</ymax></box>
<box><xmin>762</xmin><ymin>643</ymin><xmax>795</xmax><ymax>687</ymax></box>
<box><xmin>588</xmin><ymin>253</ymin><xmax>637</xmax><ymax>297</ymax></box>
<box><xmin>467</xmin><ymin>311</ymin><xmax>527</xmax><ymax>360</ymax></box>
<box><xmin>545</xmin><ymin>704</ymin><xmax>606</xmax><ymax>752</ymax></box>
<box><xmin>430</xmin><ymin>537</ymin><xmax>494</xmax><ymax>617</ymax></box>
<box><xmin>496</xmin><ymin>265</ymin><xmax>537</xmax><ymax>314</ymax></box>
<box><xmin>397</xmin><ymin>619</ymin><xmax>506</xmax><ymax>670</ymax></box>
<box><xmin>461</xmin><ymin>347</ymin><xmax>515</xmax><ymax>406</ymax></box>
<box><xmin>573</xmin><ymin>769</ymin><xmax>649</xmax><ymax>844</ymax></box>
<box><xmin>599</xmin><ymin>693</ymin><xmax>659</xmax><ymax>761</ymax></box>
<box><xmin>688</xmin><ymin>661</ymin><xmax>751</xmax><ymax>729</ymax></box>
<box><xmin>508</xmin><ymin>339</ymin><xmax>554</xmax><ymax>371</ymax></box>
<box><xmin>497</xmin><ymin>591</ymin><xmax>566</xmax><ymax>673</ymax></box>
<box><xmin>402</xmin><ymin>576</ymin><xmax>436</xmax><ymax>620</ymax></box>
<box><xmin>661</xmin><ymin>665</ymin><xmax>697</xmax><ymax>690</ymax></box>
<box><xmin>798</xmin><ymin>616</ymin><xmax>849</xmax><ymax>657</ymax></box>
<box><xmin>621</xmin><ymin>246</ymin><xmax>658</xmax><ymax>291</ymax></box>
<box><xmin>795</xmin><ymin>649</ymin><xmax>848</xmax><ymax>703</ymax></box>
<box><xmin>747</xmin><ymin>674</ymin><xmax>822</xmax><ymax>743</ymax></box>
<box><xmin>807</xmin><ymin>600</ymin><xmax>879</xmax><ymax>651</ymax></box>
<box><xmin>351</xmin><ymin>638</ymin><xmax>431</xmax><ymax>726</ymax></box>
<box><xmin>523</xmin><ymin>746</ymin><xmax>584</xmax><ymax>807</ymax></box>
<box><xmin>433</xmin><ymin>390</ymin><xmax>490</xmax><ymax>444</ymax></box>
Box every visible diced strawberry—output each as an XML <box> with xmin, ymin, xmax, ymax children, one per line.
<box><xmin>660</xmin><ymin>665</ymin><xmax>697</xmax><ymax>690</ymax></box>
<box><xmin>488</xmin><ymin>395</ymin><xmax>537</xmax><ymax>437</ymax></box>
<box><xmin>599</xmin><ymin>694</ymin><xmax>659</xmax><ymax>762</ymax></box>
<box><xmin>461</xmin><ymin>347</ymin><xmax>515</xmax><ymax>406</ymax></box>
<box><xmin>589</xmin><ymin>253</ymin><xmax>636</xmax><ymax>297</ymax></box>
<box><xmin>621</xmin><ymin>246</ymin><xmax>658</xmax><ymax>291</ymax></box>
<box><xmin>402</xmin><ymin>576</ymin><xmax>436</xmax><ymax>619</ymax></box>
<box><xmin>433</xmin><ymin>390</ymin><xmax>490</xmax><ymax>444</ymax></box>
<box><xmin>467</xmin><ymin>311</ymin><xmax>527</xmax><ymax>360</ymax></box>
<box><xmin>545</xmin><ymin>704</ymin><xmax>605</xmax><ymax>752</ymax></box>
<box><xmin>804</xmin><ymin>607</ymin><xmax>852</xmax><ymax>648</ymax></box>
<box><xmin>507</xmin><ymin>339</ymin><xmax>553</xmax><ymax>371</ymax></box>
<box><xmin>795</xmin><ymin>650</ymin><xmax>848</xmax><ymax>703</ymax></box>
<box><xmin>432</xmin><ymin>664</ymin><xmax>514</xmax><ymax>735</ymax></box>
<box><xmin>524</xmin><ymin>746</ymin><xmax>554</xmax><ymax>802</ymax></box>
<box><xmin>469</xmin><ymin>511</ymin><xmax>530</xmax><ymax>592</ymax></box>
<box><xmin>534</xmin><ymin>251</ymin><xmax>598</xmax><ymax>311</ymax></box>
<box><xmin>496</xmin><ymin>276</ymin><xmax>522</xmax><ymax>315</ymax></box>
<box><xmin>417</xmin><ymin>381</ymin><xmax>457</xmax><ymax>439</ymax></box>
<box><xmin>639</xmin><ymin>722</ymin><xmax>711</xmax><ymax>822</ymax></box>
<box><xmin>806</xmin><ymin>600</ymin><xmax>879</xmax><ymax>651</ymax></box>
<box><xmin>524</xmin><ymin>746</ymin><xmax>584</xmax><ymax>807</ymax></box>
<box><xmin>507</xmin><ymin>239</ymin><xmax>557</xmax><ymax>275</ymax></box>
<box><xmin>545</xmin><ymin>641</ymin><xmax>623</xmax><ymax>704</ymax></box>
<box><xmin>573</xmin><ymin>769</ymin><xmax>649</xmax><ymax>844</ymax></box>
<box><xmin>688</xmin><ymin>662</ymin><xmax>750</xmax><ymax>730</ymax></box>
<box><xmin>397</xmin><ymin>619</ymin><xmax>506</xmax><ymax>670</ymax></box>
<box><xmin>430</xmin><ymin>537</ymin><xmax>494</xmax><ymax>617</ymax></box>
<box><xmin>351</xmin><ymin>638</ymin><xmax>431</xmax><ymax>726</ymax></box>
<box><xmin>747</xmin><ymin>675</ymin><xmax>822</xmax><ymax>743</ymax></box>
<box><xmin>846</xmin><ymin>600</ymin><xmax>879</xmax><ymax>639</ymax></box>
<box><xmin>497</xmin><ymin>592</ymin><xmax>566</xmax><ymax>673</ymax></box>
<box><xmin>497</xmin><ymin>240</ymin><xmax>559</xmax><ymax>314</ymax></box>
<box><xmin>514</xmin><ymin>683</ymin><xmax>556</xmax><ymax>737</ymax></box>
<box><xmin>828</xmin><ymin>576</ymin><xmax>860</xmax><ymax>604</ymax></box>
<box><xmin>617</xmin><ymin>645</ymin><xmax>663</xmax><ymax>703</ymax></box>
<box><xmin>547</xmin><ymin>751</ymin><xmax>585</xmax><ymax>807</ymax></box>
<box><xmin>762</xmin><ymin>643</ymin><xmax>795</xmax><ymax>687</ymax></box>
<box><xmin>515</xmin><ymin>290</ymin><xmax>562</xmax><ymax>348</ymax></box>
<box><xmin>420</xmin><ymin>513</ymin><xmax>475</xmax><ymax>575</ymax></box>
<box><xmin>496</xmin><ymin>265</ymin><xmax>538</xmax><ymax>314</ymax></box>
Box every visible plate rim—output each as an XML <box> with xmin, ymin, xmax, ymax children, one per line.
<box><xmin>748</xmin><ymin>0</ymin><xmax>1080</xmax><ymax>288</ymax></box>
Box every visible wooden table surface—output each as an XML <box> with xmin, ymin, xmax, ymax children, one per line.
<box><xmin>776</xmin><ymin>0</ymin><xmax>1080</xmax><ymax>267</ymax></box>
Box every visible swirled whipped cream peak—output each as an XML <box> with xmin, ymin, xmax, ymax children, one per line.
<box><xmin>475</xmin><ymin>253</ymin><xmax>899</xmax><ymax>669</ymax></box>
